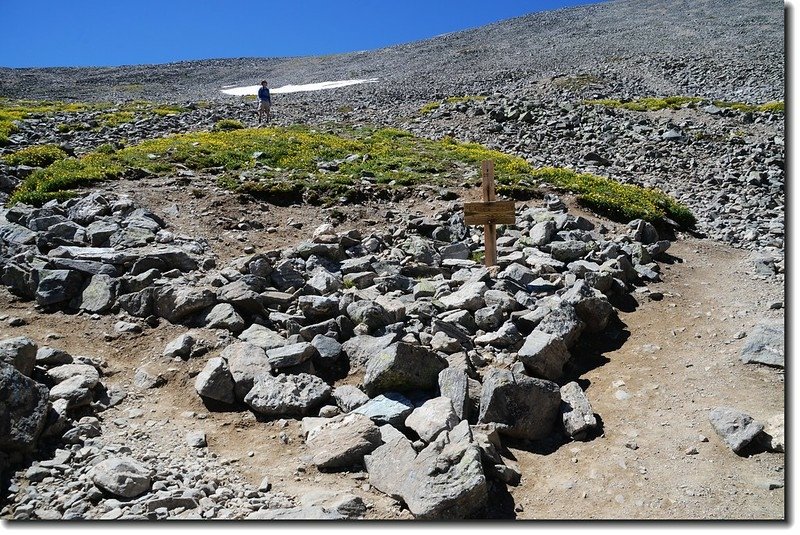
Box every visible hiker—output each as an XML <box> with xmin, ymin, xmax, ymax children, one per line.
<box><xmin>257</xmin><ymin>80</ymin><xmax>271</xmax><ymax>123</ymax></box>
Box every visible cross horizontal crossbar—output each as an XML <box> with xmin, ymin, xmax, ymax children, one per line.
<box><xmin>463</xmin><ymin>201</ymin><xmax>516</xmax><ymax>225</ymax></box>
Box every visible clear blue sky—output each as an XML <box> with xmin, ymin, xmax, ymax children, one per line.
<box><xmin>0</xmin><ymin>0</ymin><xmax>603</xmax><ymax>68</ymax></box>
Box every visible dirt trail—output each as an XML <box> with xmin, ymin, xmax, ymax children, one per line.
<box><xmin>0</xmin><ymin>190</ymin><xmax>785</xmax><ymax>520</ymax></box>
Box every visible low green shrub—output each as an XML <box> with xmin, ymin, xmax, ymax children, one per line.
<box><xmin>3</xmin><ymin>144</ymin><xmax>68</xmax><ymax>167</ymax></box>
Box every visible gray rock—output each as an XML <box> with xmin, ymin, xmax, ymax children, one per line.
<box><xmin>365</xmin><ymin>421</ymin><xmax>487</xmax><ymax>519</ymax></box>
<box><xmin>517</xmin><ymin>330</ymin><xmax>570</xmax><ymax>381</ymax></box>
<box><xmin>405</xmin><ymin>397</ymin><xmax>460</xmax><ymax>442</ymax></box>
<box><xmin>35</xmin><ymin>346</ymin><xmax>73</xmax><ymax>366</ymax></box>
<box><xmin>474</xmin><ymin>321</ymin><xmax>521</xmax><ymax>348</ymax></box>
<box><xmin>220</xmin><ymin>342</ymin><xmax>271</xmax><ymax>401</ymax></box>
<box><xmin>48</xmin><ymin>375</ymin><xmax>93</xmax><ymax>409</ymax></box>
<box><xmin>341</xmin><ymin>333</ymin><xmax>397</xmax><ymax>369</ymax></box>
<box><xmin>474</xmin><ymin>305</ymin><xmax>505</xmax><ymax>332</ymax></box>
<box><xmin>439</xmin><ymin>281</ymin><xmax>488</xmax><ymax>311</ymax></box>
<box><xmin>740</xmin><ymin>322</ymin><xmax>784</xmax><ymax>368</ymax></box>
<box><xmin>306</xmin><ymin>413</ymin><xmax>382</xmax><ymax>469</ymax></box>
<box><xmin>628</xmin><ymin>219</ymin><xmax>660</xmax><ymax>244</ymax></box>
<box><xmin>266</xmin><ymin>342</ymin><xmax>315</xmax><ymax>368</ymax></box>
<box><xmin>298</xmin><ymin>295</ymin><xmax>340</xmax><ymax>321</ymax></box>
<box><xmin>203</xmin><ymin>303</ymin><xmax>246</xmax><ymax>333</ymax></box>
<box><xmin>133</xmin><ymin>366</ymin><xmax>165</xmax><ymax>389</ymax></box>
<box><xmin>0</xmin><ymin>362</ymin><xmax>50</xmax><ymax>452</ymax></box>
<box><xmin>439</xmin><ymin>242</ymin><xmax>470</xmax><ymax>260</ymax></box>
<box><xmin>353</xmin><ymin>392</ymin><xmax>414</xmax><ymax>426</ymax></box>
<box><xmin>247</xmin><ymin>506</ymin><xmax>345</xmax><ymax>520</ymax></box>
<box><xmin>536</xmin><ymin>303</ymin><xmax>585</xmax><ymax>348</ymax></box>
<box><xmin>244</xmin><ymin>373</ymin><xmax>331</xmax><ymax>417</ymax></box>
<box><xmin>154</xmin><ymin>286</ymin><xmax>216</xmax><ymax>324</ymax></box>
<box><xmin>162</xmin><ymin>333</ymin><xmax>195</xmax><ymax>359</ymax></box>
<box><xmin>562</xmin><ymin>280</ymin><xmax>615</xmax><ymax>333</ymax></box>
<box><xmin>311</xmin><ymin>334</ymin><xmax>342</xmax><ymax>361</ymax></box>
<box><xmin>363</xmin><ymin>342</ymin><xmax>448</xmax><ymax>397</ymax></box>
<box><xmin>529</xmin><ymin>220</ymin><xmax>556</xmax><ymax>246</ymax></box>
<box><xmin>79</xmin><ymin>274</ymin><xmax>117</xmax><ymax>313</ymax></box>
<box><xmin>300</xmin><ymin>491</ymin><xmax>367</xmax><ymax>518</ymax></box>
<box><xmin>478</xmin><ymin>367</ymin><xmax>561</xmax><ymax>440</ymax></box>
<box><xmin>499</xmin><ymin>263</ymin><xmax>536</xmax><ymax>287</ymax></box>
<box><xmin>90</xmin><ymin>457</ymin><xmax>152</xmax><ymax>498</ymax></box>
<box><xmin>332</xmin><ymin>385</ymin><xmax>369</xmax><ymax>412</ymax></box>
<box><xmin>560</xmin><ymin>381</ymin><xmax>597</xmax><ymax>440</ymax></box>
<box><xmin>216</xmin><ymin>280</ymin><xmax>265</xmax><ymax>316</ymax></box>
<box><xmin>0</xmin><ymin>336</ymin><xmax>37</xmax><ymax>377</ymax></box>
<box><xmin>549</xmin><ymin>241</ymin><xmax>591</xmax><ymax>262</ymax></box>
<box><xmin>438</xmin><ymin>368</ymin><xmax>469</xmax><ymax>421</ymax></box>
<box><xmin>307</xmin><ymin>269</ymin><xmax>343</xmax><ymax>294</ymax></box>
<box><xmin>194</xmin><ymin>357</ymin><xmax>235</xmax><ymax>404</ymax></box>
<box><xmin>35</xmin><ymin>269</ymin><xmax>84</xmax><ymax>307</ymax></box>
<box><xmin>708</xmin><ymin>407</ymin><xmax>764</xmax><ymax>453</ymax></box>
<box><xmin>186</xmin><ymin>430</ymin><xmax>207</xmax><ymax>448</ymax></box>
<box><xmin>238</xmin><ymin>324</ymin><xmax>286</xmax><ymax>350</ymax></box>
<box><xmin>347</xmin><ymin>300</ymin><xmax>392</xmax><ymax>330</ymax></box>
<box><xmin>47</xmin><ymin>363</ymin><xmax>100</xmax><ymax>388</ymax></box>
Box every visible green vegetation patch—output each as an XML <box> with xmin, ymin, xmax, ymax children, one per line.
<box><xmin>585</xmin><ymin>96</ymin><xmax>784</xmax><ymax>114</ymax></box>
<box><xmin>9</xmin><ymin>124</ymin><xmax>694</xmax><ymax>228</ymax></box>
<box><xmin>213</xmin><ymin>119</ymin><xmax>245</xmax><ymax>132</ymax></box>
<box><xmin>529</xmin><ymin>167</ymin><xmax>696</xmax><ymax>228</ymax></box>
<box><xmin>3</xmin><ymin>144</ymin><xmax>68</xmax><ymax>167</ymax></box>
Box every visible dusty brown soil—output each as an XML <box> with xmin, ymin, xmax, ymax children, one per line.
<box><xmin>0</xmin><ymin>178</ymin><xmax>785</xmax><ymax>521</ymax></box>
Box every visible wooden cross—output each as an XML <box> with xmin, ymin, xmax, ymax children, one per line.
<box><xmin>463</xmin><ymin>160</ymin><xmax>515</xmax><ymax>267</ymax></box>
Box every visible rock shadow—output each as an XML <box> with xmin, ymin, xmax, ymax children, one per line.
<box><xmin>482</xmin><ymin>478</ymin><xmax>517</xmax><ymax>519</ymax></box>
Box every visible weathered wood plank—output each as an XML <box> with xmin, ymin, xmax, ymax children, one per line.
<box><xmin>463</xmin><ymin>201</ymin><xmax>516</xmax><ymax>225</ymax></box>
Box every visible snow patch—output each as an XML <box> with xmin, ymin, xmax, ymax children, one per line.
<box><xmin>221</xmin><ymin>78</ymin><xmax>379</xmax><ymax>96</ymax></box>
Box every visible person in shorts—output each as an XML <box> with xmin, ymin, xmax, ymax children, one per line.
<box><xmin>257</xmin><ymin>80</ymin><xmax>271</xmax><ymax>123</ymax></box>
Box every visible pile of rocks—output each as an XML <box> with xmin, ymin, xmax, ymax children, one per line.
<box><xmin>173</xmin><ymin>196</ymin><xmax>671</xmax><ymax>517</ymax></box>
<box><xmin>0</xmin><ymin>192</ymin><xmax>215</xmax><ymax>321</ymax></box>
<box><xmin>0</xmin><ymin>336</ymin><xmax>119</xmax><ymax>484</ymax></box>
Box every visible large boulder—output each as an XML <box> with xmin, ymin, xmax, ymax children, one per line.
<box><xmin>221</xmin><ymin>342</ymin><xmax>271</xmax><ymax>401</ymax></box>
<box><xmin>238</xmin><ymin>324</ymin><xmax>287</xmax><ymax>350</ymax></box>
<box><xmin>0</xmin><ymin>336</ymin><xmax>37</xmax><ymax>377</ymax></box>
<box><xmin>517</xmin><ymin>330</ymin><xmax>570</xmax><ymax>381</ymax></box>
<box><xmin>35</xmin><ymin>269</ymin><xmax>84</xmax><ymax>307</ymax></box>
<box><xmin>79</xmin><ymin>274</ymin><xmax>117</xmax><ymax>313</ymax></box>
<box><xmin>90</xmin><ymin>457</ymin><xmax>152</xmax><ymax>498</ymax></box>
<box><xmin>266</xmin><ymin>342</ymin><xmax>315</xmax><ymax>369</ymax></box>
<box><xmin>244</xmin><ymin>373</ymin><xmax>331</xmax><ymax>417</ymax></box>
<box><xmin>306</xmin><ymin>413</ymin><xmax>382</xmax><ymax>469</ymax></box>
<box><xmin>365</xmin><ymin>421</ymin><xmax>487</xmax><ymax>519</ymax></box>
<box><xmin>438</xmin><ymin>368</ymin><xmax>469</xmax><ymax>421</ymax></box>
<box><xmin>535</xmin><ymin>303</ymin><xmax>585</xmax><ymax>348</ymax></box>
<box><xmin>439</xmin><ymin>281</ymin><xmax>488</xmax><ymax>312</ymax></box>
<box><xmin>478</xmin><ymin>368</ymin><xmax>561</xmax><ymax>440</ymax></box>
<box><xmin>405</xmin><ymin>397</ymin><xmax>461</xmax><ymax>442</ymax></box>
<box><xmin>347</xmin><ymin>300</ymin><xmax>392</xmax><ymax>330</ymax></box>
<box><xmin>154</xmin><ymin>286</ymin><xmax>216</xmax><ymax>323</ymax></box>
<box><xmin>194</xmin><ymin>357</ymin><xmax>235</xmax><ymax>405</ymax></box>
<box><xmin>204</xmin><ymin>303</ymin><xmax>246</xmax><ymax>333</ymax></box>
<box><xmin>363</xmin><ymin>342</ymin><xmax>448</xmax><ymax>397</ymax></box>
<box><xmin>341</xmin><ymin>333</ymin><xmax>397</xmax><ymax>370</ymax></box>
<box><xmin>0</xmin><ymin>362</ymin><xmax>50</xmax><ymax>453</ymax></box>
<box><xmin>562</xmin><ymin>280</ymin><xmax>615</xmax><ymax>333</ymax></box>
<box><xmin>332</xmin><ymin>385</ymin><xmax>369</xmax><ymax>413</ymax></box>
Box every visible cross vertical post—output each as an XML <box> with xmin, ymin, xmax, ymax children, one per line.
<box><xmin>481</xmin><ymin>160</ymin><xmax>497</xmax><ymax>267</ymax></box>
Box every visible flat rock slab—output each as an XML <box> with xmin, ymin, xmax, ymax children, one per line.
<box><xmin>709</xmin><ymin>407</ymin><xmax>764</xmax><ymax>453</ymax></box>
<box><xmin>352</xmin><ymin>392</ymin><xmax>414</xmax><ymax>426</ymax></box>
<box><xmin>238</xmin><ymin>324</ymin><xmax>287</xmax><ymax>350</ymax></box>
<box><xmin>740</xmin><ymin>322</ymin><xmax>784</xmax><ymax>368</ymax></box>
<box><xmin>306</xmin><ymin>413</ymin><xmax>382</xmax><ymax>469</ymax></box>
<box><xmin>244</xmin><ymin>373</ymin><xmax>331</xmax><ymax>417</ymax></box>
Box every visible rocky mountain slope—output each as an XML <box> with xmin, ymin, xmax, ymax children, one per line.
<box><xmin>0</xmin><ymin>0</ymin><xmax>785</xmax><ymax>522</ymax></box>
